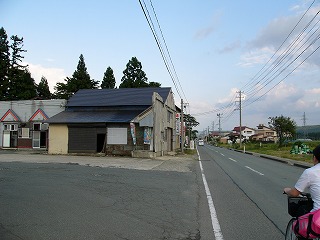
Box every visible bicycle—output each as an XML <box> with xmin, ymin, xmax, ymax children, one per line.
<box><xmin>285</xmin><ymin>192</ymin><xmax>319</xmax><ymax>240</ymax></box>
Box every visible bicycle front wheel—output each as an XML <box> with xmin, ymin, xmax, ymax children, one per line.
<box><xmin>285</xmin><ymin>218</ymin><xmax>297</xmax><ymax>240</ymax></box>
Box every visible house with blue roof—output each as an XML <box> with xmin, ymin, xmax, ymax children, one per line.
<box><xmin>46</xmin><ymin>87</ymin><xmax>179</xmax><ymax>157</ymax></box>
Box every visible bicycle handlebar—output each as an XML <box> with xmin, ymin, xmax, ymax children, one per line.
<box><xmin>283</xmin><ymin>191</ymin><xmax>311</xmax><ymax>198</ymax></box>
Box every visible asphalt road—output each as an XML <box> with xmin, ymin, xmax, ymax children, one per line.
<box><xmin>0</xmin><ymin>147</ymin><xmax>309</xmax><ymax>240</ymax></box>
<box><xmin>0</xmin><ymin>152</ymin><xmax>213</xmax><ymax>240</ymax></box>
<box><xmin>197</xmin><ymin>144</ymin><xmax>307</xmax><ymax>239</ymax></box>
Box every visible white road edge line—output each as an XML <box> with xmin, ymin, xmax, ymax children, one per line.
<box><xmin>245</xmin><ymin>166</ymin><xmax>264</xmax><ymax>176</ymax></box>
<box><xmin>229</xmin><ymin>158</ymin><xmax>237</xmax><ymax>162</ymax></box>
<box><xmin>197</xmin><ymin>148</ymin><xmax>224</xmax><ymax>240</ymax></box>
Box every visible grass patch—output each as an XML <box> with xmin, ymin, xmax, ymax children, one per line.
<box><xmin>221</xmin><ymin>141</ymin><xmax>320</xmax><ymax>164</ymax></box>
<box><xmin>175</xmin><ymin>148</ymin><xmax>197</xmax><ymax>156</ymax></box>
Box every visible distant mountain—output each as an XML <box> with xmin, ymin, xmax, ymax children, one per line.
<box><xmin>296</xmin><ymin>125</ymin><xmax>320</xmax><ymax>134</ymax></box>
<box><xmin>296</xmin><ymin>125</ymin><xmax>320</xmax><ymax>140</ymax></box>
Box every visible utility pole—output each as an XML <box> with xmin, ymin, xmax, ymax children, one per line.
<box><xmin>302</xmin><ymin>112</ymin><xmax>307</xmax><ymax>139</ymax></box>
<box><xmin>217</xmin><ymin>113</ymin><xmax>222</xmax><ymax>137</ymax></box>
<box><xmin>236</xmin><ymin>91</ymin><xmax>243</xmax><ymax>148</ymax></box>
<box><xmin>180</xmin><ymin>99</ymin><xmax>184</xmax><ymax>153</ymax></box>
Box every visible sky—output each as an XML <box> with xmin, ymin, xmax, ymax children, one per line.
<box><xmin>1</xmin><ymin>0</ymin><xmax>320</xmax><ymax>132</ymax></box>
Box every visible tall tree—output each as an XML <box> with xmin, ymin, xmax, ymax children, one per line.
<box><xmin>0</xmin><ymin>27</ymin><xmax>10</xmax><ymax>100</ymax></box>
<box><xmin>7</xmin><ymin>35</ymin><xmax>36</xmax><ymax>100</ymax></box>
<box><xmin>53</xmin><ymin>82</ymin><xmax>69</xmax><ymax>99</ymax></box>
<box><xmin>268</xmin><ymin>115</ymin><xmax>297</xmax><ymax>147</ymax></box>
<box><xmin>149</xmin><ymin>81</ymin><xmax>161</xmax><ymax>87</ymax></box>
<box><xmin>37</xmin><ymin>76</ymin><xmax>52</xmax><ymax>99</ymax></box>
<box><xmin>184</xmin><ymin>114</ymin><xmax>199</xmax><ymax>140</ymax></box>
<box><xmin>9</xmin><ymin>35</ymin><xmax>27</xmax><ymax>69</ymax></box>
<box><xmin>8</xmin><ymin>69</ymin><xmax>37</xmax><ymax>100</ymax></box>
<box><xmin>119</xmin><ymin>57</ymin><xmax>149</xmax><ymax>88</ymax></box>
<box><xmin>54</xmin><ymin>54</ymin><xmax>98</xmax><ymax>99</ymax></box>
<box><xmin>101</xmin><ymin>66</ymin><xmax>116</xmax><ymax>89</ymax></box>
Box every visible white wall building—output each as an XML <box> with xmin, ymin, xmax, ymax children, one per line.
<box><xmin>0</xmin><ymin>99</ymin><xmax>66</xmax><ymax>149</ymax></box>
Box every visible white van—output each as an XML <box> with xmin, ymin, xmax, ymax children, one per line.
<box><xmin>198</xmin><ymin>139</ymin><xmax>204</xmax><ymax>146</ymax></box>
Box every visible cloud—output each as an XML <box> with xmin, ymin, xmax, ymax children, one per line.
<box><xmin>195</xmin><ymin>26</ymin><xmax>215</xmax><ymax>40</ymax></box>
<box><xmin>194</xmin><ymin>82</ymin><xmax>320</xmax><ymax>130</ymax></box>
<box><xmin>241</xmin><ymin>5</ymin><xmax>320</xmax><ymax>68</ymax></box>
<box><xmin>25</xmin><ymin>62</ymin><xmax>66</xmax><ymax>92</ymax></box>
<box><xmin>237</xmin><ymin>47</ymin><xmax>273</xmax><ymax>67</ymax></box>
<box><xmin>243</xmin><ymin>82</ymin><xmax>319</xmax><ymax>123</ymax></box>
<box><xmin>218</xmin><ymin>40</ymin><xmax>241</xmax><ymax>54</ymax></box>
<box><xmin>194</xmin><ymin>11</ymin><xmax>222</xmax><ymax>40</ymax></box>
<box><xmin>306</xmin><ymin>88</ymin><xmax>320</xmax><ymax>94</ymax></box>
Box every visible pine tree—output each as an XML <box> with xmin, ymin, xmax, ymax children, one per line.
<box><xmin>101</xmin><ymin>66</ymin><xmax>116</xmax><ymax>89</ymax></box>
<box><xmin>7</xmin><ymin>34</ymin><xmax>37</xmax><ymax>100</ymax></box>
<box><xmin>9</xmin><ymin>35</ymin><xmax>26</xmax><ymax>69</ymax></box>
<box><xmin>54</xmin><ymin>54</ymin><xmax>98</xmax><ymax>99</ymax></box>
<box><xmin>8</xmin><ymin>69</ymin><xmax>37</xmax><ymax>100</ymax></box>
<box><xmin>37</xmin><ymin>76</ymin><xmax>52</xmax><ymax>99</ymax></box>
<box><xmin>0</xmin><ymin>27</ymin><xmax>10</xmax><ymax>100</ymax></box>
<box><xmin>119</xmin><ymin>57</ymin><xmax>149</xmax><ymax>88</ymax></box>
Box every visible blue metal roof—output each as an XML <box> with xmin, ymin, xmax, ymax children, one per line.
<box><xmin>45</xmin><ymin>110</ymin><xmax>143</xmax><ymax>124</ymax></box>
<box><xmin>46</xmin><ymin>88</ymin><xmax>172</xmax><ymax>124</ymax></box>
<box><xmin>67</xmin><ymin>87</ymin><xmax>172</xmax><ymax>107</ymax></box>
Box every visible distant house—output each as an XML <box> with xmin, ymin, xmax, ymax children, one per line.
<box><xmin>45</xmin><ymin>87</ymin><xmax>178</xmax><ymax>157</ymax></box>
<box><xmin>0</xmin><ymin>99</ymin><xmax>66</xmax><ymax>149</ymax></box>
<box><xmin>231</xmin><ymin>126</ymin><xmax>255</xmax><ymax>141</ymax></box>
<box><xmin>251</xmin><ymin>124</ymin><xmax>277</xmax><ymax>142</ymax></box>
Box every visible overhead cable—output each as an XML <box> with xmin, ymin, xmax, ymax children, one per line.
<box><xmin>138</xmin><ymin>0</ymin><xmax>186</xmax><ymax>101</ymax></box>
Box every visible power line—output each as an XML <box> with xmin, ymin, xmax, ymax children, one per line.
<box><xmin>191</xmin><ymin>2</ymin><xmax>318</xmax><ymax>124</ymax></box>
<box><xmin>138</xmin><ymin>0</ymin><xmax>187</xmax><ymax>101</ymax></box>
<box><xmin>245</xmin><ymin>8</ymin><xmax>320</xmax><ymax>99</ymax></box>
<box><xmin>241</xmin><ymin>0</ymin><xmax>316</xmax><ymax>93</ymax></box>
<box><xmin>148</xmin><ymin>0</ymin><xmax>188</xmax><ymax>103</ymax></box>
<box><xmin>244</xmin><ymin>41</ymin><xmax>320</xmax><ymax>107</ymax></box>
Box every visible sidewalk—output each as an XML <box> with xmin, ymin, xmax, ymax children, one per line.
<box><xmin>0</xmin><ymin>149</ymin><xmax>197</xmax><ymax>172</ymax></box>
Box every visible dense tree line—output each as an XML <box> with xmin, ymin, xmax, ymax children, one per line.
<box><xmin>0</xmin><ymin>27</ymin><xmax>161</xmax><ymax>101</ymax></box>
<box><xmin>54</xmin><ymin>55</ymin><xmax>161</xmax><ymax>99</ymax></box>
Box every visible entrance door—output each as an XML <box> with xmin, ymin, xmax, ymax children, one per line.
<box><xmin>33</xmin><ymin>131</ymin><xmax>40</xmax><ymax>148</ymax></box>
<box><xmin>40</xmin><ymin>132</ymin><xmax>47</xmax><ymax>148</ymax></box>
<box><xmin>3</xmin><ymin>131</ymin><xmax>10</xmax><ymax>147</ymax></box>
<box><xmin>3</xmin><ymin>131</ymin><xmax>18</xmax><ymax>148</ymax></box>
<box><xmin>97</xmin><ymin>134</ymin><xmax>106</xmax><ymax>152</ymax></box>
<box><xmin>10</xmin><ymin>131</ymin><xmax>18</xmax><ymax>148</ymax></box>
<box><xmin>167</xmin><ymin>128</ymin><xmax>173</xmax><ymax>151</ymax></box>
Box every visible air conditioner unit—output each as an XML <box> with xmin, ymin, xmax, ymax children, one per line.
<box><xmin>41</xmin><ymin>123</ymin><xmax>49</xmax><ymax>131</ymax></box>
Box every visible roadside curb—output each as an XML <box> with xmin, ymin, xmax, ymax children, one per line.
<box><xmin>230</xmin><ymin>148</ymin><xmax>312</xmax><ymax>169</ymax></box>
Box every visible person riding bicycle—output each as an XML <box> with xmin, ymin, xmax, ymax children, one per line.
<box><xmin>284</xmin><ymin>144</ymin><xmax>320</xmax><ymax>212</ymax></box>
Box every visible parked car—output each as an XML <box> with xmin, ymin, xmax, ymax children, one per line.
<box><xmin>198</xmin><ymin>139</ymin><xmax>204</xmax><ymax>146</ymax></box>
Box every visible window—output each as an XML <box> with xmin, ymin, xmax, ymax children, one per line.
<box><xmin>107</xmin><ymin>128</ymin><xmax>127</xmax><ymax>144</ymax></box>
<box><xmin>33</xmin><ymin>123</ymin><xmax>41</xmax><ymax>131</ymax></box>
<box><xmin>167</xmin><ymin>111</ymin><xmax>173</xmax><ymax>123</ymax></box>
<box><xmin>4</xmin><ymin>124</ymin><xmax>17</xmax><ymax>131</ymax></box>
<box><xmin>21</xmin><ymin>128</ymin><xmax>30</xmax><ymax>138</ymax></box>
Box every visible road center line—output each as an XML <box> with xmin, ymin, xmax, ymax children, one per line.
<box><xmin>220</xmin><ymin>153</ymin><xmax>225</xmax><ymax>156</ymax></box>
<box><xmin>197</xmin><ymin>149</ymin><xmax>224</xmax><ymax>240</ymax></box>
<box><xmin>245</xmin><ymin>166</ymin><xmax>264</xmax><ymax>176</ymax></box>
<box><xmin>229</xmin><ymin>158</ymin><xmax>237</xmax><ymax>162</ymax></box>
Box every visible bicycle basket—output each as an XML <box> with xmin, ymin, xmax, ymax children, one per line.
<box><xmin>288</xmin><ymin>196</ymin><xmax>313</xmax><ymax>217</ymax></box>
